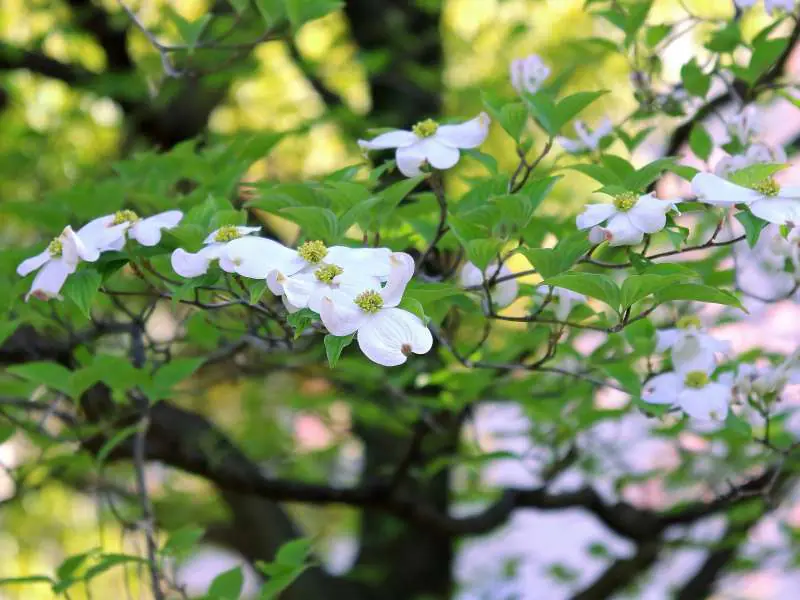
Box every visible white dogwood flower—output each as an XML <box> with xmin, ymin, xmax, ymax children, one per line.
<box><xmin>692</xmin><ymin>172</ymin><xmax>800</xmax><ymax>226</ymax></box>
<box><xmin>17</xmin><ymin>226</ymin><xmax>103</xmax><ymax>301</ymax></box>
<box><xmin>319</xmin><ymin>253</ymin><xmax>433</xmax><ymax>366</ymax></box>
<box><xmin>576</xmin><ymin>193</ymin><xmax>678</xmax><ymax>246</ymax></box>
<box><xmin>220</xmin><ymin>236</ymin><xmax>305</xmax><ymax>280</ymax></box>
<box><xmin>459</xmin><ymin>262</ymin><xmax>518</xmax><ymax>308</ymax></box>
<box><xmin>656</xmin><ymin>316</ymin><xmax>731</xmax><ymax>373</ymax></box>
<box><xmin>643</xmin><ymin>368</ymin><xmax>731</xmax><ymax>422</ymax></box>
<box><xmin>714</xmin><ymin>143</ymin><xmax>787</xmax><ymax>178</ymax></box>
<box><xmin>171</xmin><ymin>225</ymin><xmax>261</xmax><ymax>278</ymax></box>
<box><xmin>358</xmin><ymin>113</ymin><xmax>491</xmax><ymax>178</ymax></box>
<box><xmin>79</xmin><ymin>209</ymin><xmax>183</xmax><ymax>250</ymax></box>
<box><xmin>510</xmin><ymin>54</ymin><xmax>550</xmax><ymax>95</ymax></box>
<box><xmin>556</xmin><ymin>118</ymin><xmax>613</xmax><ymax>154</ymax></box>
<box><xmin>736</xmin><ymin>351</ymin><xmax>800</xmax><ymax>397</ymax></box>
<box><xmin>270</xmin><ymin>265</ymin><xmax>382</xmax><ymax>314</ymax></box>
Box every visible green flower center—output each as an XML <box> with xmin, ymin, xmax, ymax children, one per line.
<box><xmin>677</xmin><ymin>316</ymin><xmax>702</xmax><ymax>330</ymax></box>
<box><xmin>613</xmin><ymin>192</ymin><xmax>638</xmax><ymax>212</ymax></box>
<box><xmin>752</xmin><ymin>177</ymin><xmax>780</xmax><ymax>197</ymax></box>
<box><xmin>214</xmin><ymin>225</ymin><xmax>242</xmax><ymax>243</ymax></box>
<box><xmin>412</xmin><ymin>118</ymin><xmax>439</xmax><ymax>138</ymax></box>
<box><xmin>683</xmin><ymin>370</ymin><xmax>709</xmax><ymax>389</ymax></box>
<box><xmin>47</xmin><ymin>237</ymin><xmax>63</xmax><ymax>257</ymax></box>
<box><xmin>298</xmin><ymin>240</ymin><xmax>328</xmax><ymax>264</ymax></box>
<box><xmin>112</xmin><ymin>209</ymin><xmax>139</xmax><ymax>225</ymax></box>
<box><xmin>354</xmin><ymin>290</ymin><xmax>384</xmax><ymax>313</ymax></box>
<box><xmin>315</xmin><ymin>264</ymin><xmax>343</xmax><ymax>284</ymax></box>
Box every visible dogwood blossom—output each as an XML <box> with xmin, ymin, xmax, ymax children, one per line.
<box><xmin>510</xmin><ymin>54</ymin><xmax>550</xmax><ymax>95</ymax></box>
<box><xmin>220</xmin><ymin>236</ymin><xmax>305</xmax><ymax>280</ymax></box>
<box><xmin>555</xmin><ymin>118</ymin><xmax>613</xmax><ymax>154</ymax></box>
<box><xmin>735</xmin><ymin>351</ymin><xmax>800</xmax><ymax>397</ymax></box>
<box><xmin>643</xmin><ymin>367</ymin><xmax>732</xmax><ymax>422</ymax></box>
<box><xmin>17</xmin><ymin>226</ymin><xmax>103</xmax><ymax>301</ymax></box>
<box><xmin>319</xmin><ymin>253</ymin><xmax>433</xmax><ymax>366</ymax></box>
<box><xmin>656</xmin><ymin>316</ymin><xmax>731</xmax><ymax>373</ymax></box>
<box><xmin>171</xmin><ymin>225</ymin><xmax>261</xmax><ymax>278</ymax></box>
<box><xmin>358</xmin><ymin>113</ymin><xmax>491</xmax><ymax>178</ymax></box>
<box><xmin>79</xmin><ymin>209</ymin><xmax>183</xmax><ymax>250</ymax></box>
<box><xmin>734</xmin><ymin>0</ymin><xmax>794</xmax><ymax>15</ymax></box>
<box><xmin>714</xmin><ymin>143</ymin><xmax>787</xmax><ymax>178</ymax></box>
<box><xmin>692</xmin><ymin>172</ymin><xmax>800</xmax><ymax>226</ymax></box>
<box><xmin>459</xmin><ymin>262</ymin><xmax>518</xmax><ymax>308</ymax></box>
<box><xmin>576</xmin><ymin>193</ymin><xmax>678</xmax><ymax>246</ymax></box>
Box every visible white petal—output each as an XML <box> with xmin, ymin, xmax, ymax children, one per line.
<box><xmin>325</xmin><ymin>246</ymin><xmax>392</xmax><ymax>279</ymax></box>
<box><xmin>319</xmin><ymin>290</ymin><xmax>367</xmax><ymax>336</ymax></box>
<box><xmin>671</xmin><ymin>333</ymin><xmax>719</xmax><ymax>373</ymax></box>
<box><xmin>358</xmin><ymin>130</ymin><xmax>418</xmax><ymax>150</ymax></box>
<box><xmin>655</xmin><ymin>328</ymin><xmax>680</xmax><ymax>352</ymax></box>
<box><xmin>25</xmin><ymin>259</ymin><xmax>74</xmax><ymax>301</ymax></box>
<box><xmin>459</xmin><ymin>262</ymin><xmax>483</xmax><ymax>288</ymax></box>
<box><xmin>420</xmin><ymin>139</ymin><xmax>460</xmax><ymax>171</ymax></box>
<box><xmin>750</xmin><ymin>199</ymin><xmax>800</xmax><ymax>226</ymax></box>
<box><xmin>222</xmin><ymin>237</ymin><xmax>303</xmax><ymax>279</ymax></box>
<box><xmin>642</xmin><ymin>373</ymin><xmax>681</xmax><ymax>406</ymax></box>
<box><xmin>130</xmin><ymin>211</ymin><xmax>182</xmax><ymax>246</ymax></box>
<box><xmin>266</xmin><ymin>269</ymin><xmax>286</xmax><ymax>295</ymax></box>
<box><xmin>17</xmin><ymin>249</ymin><xmax>52</xmax><ymax>276</ymax></box>
<box><xmin>576</xmin><ymin>204</ymin><xmax>617</xmax><ymax>230</ymax></box>
<box><xmin>78</xmin><ymin>215</ymin><xmax>115</xmax><ymax>243</ymax></box>
<box><xmin>556</xmin><ymin>136</ymin><xmax>585</xmax><ymax>154</ymax></box>
<box><xmin>691</xmin><ymin>173</ymin><xmax>762</xmax><ymax>206</ymax></box>
<box><xmin>281</xmin><ymin>272</ymin><xmax>318</xmax><ymax>310</ymax></box>
<box><xmin>604</xmin><ymin>214</ymin><xmax>644</xmax><ymax>246</ymax></box>
<box><xmin>379</xmin><ymin>252</ymin><xmax>415</xmax><ymax>307</ymax></box>
<box><xmin>171</xmin><ymin>246</ymin><xmax>218</xmax><ymax>278</ymax></box>
<box><xmin>395</xmin><ymin>145</ymin><xmax>427</xmax><ymax>177</ymax></box>
<box><xmin>78</xmin><ymin>215</ymin><xmax>129</xmax><ymax>251</ymax></box>
<box><xmin>487</xmin><ymin>264</ymin><xmax>518</xmax><ymax>307</ymax></box>
<box><xmin>357</xmin><ymin>308</ymin><xmax>433</xmax><ymax>366</ymax></box>
<box><xmin>63</xmin><ymin>226</ymin><xmax>100</xmax><ymax>263</ymax></box>
<box><xmin>678</xmin><ymin>384</ymin><xmax>730</xmax><ymax>421</ymax></box>
<box><xmin>627</xmin><ymin>194</ymin><xmax>670</xmax><ymax>233</ymax></box>
<box><xmin>588</xmin><ymin>226</ymin><xmax>606</xmax><ymax>244</ymax></box>
<box><xmin>435</xmin><ymin>113</ymin><xmax>491</xmax><ymax>149</ymax></box>
<box><xmin>203</xmin><ymin>225</ymin><xmax>260</xmax><ymax>245</ymax></box>
<box><xmin>778</xmin><ymin>186</ymin><xmax>800</xmax><ymax>199</ymax></box>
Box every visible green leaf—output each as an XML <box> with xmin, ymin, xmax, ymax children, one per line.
<box><xmin>623</xmin><ymin>318</ymin><xmax>656</xmax><ymax>355</ymax></box>
<box><xmin>0</xmin><ymin>319</ymin><xmax>20</xmax><ymax>346</ymax></box>
<box><xmin>620</xmin><ymin>274</ymin><xmax>684</xmax><ymax>308</ymax></box>
<box><xmin>57</xmin><ymin>551</ymin><xmax>95</xmax><ymax>583</ymax></box>
<box><xmin>726</xmin><ymin>412</ymin><xmax>753</xmax><ymax>438</ymax></box>
<box><xmin>568</xmin><ymin>164</ymin><xmax>623</xmax><ymax>186</ymax></box>
<box><xmin>324</xmin><ymin>334</ymin><xmax>355</xmax><ymax>368</ymax></box>
<box><xmin>735</xmin><ymin>211</ymin><xmax>769</xmax><ymax>248</ymax></box>
<box><xmin>727</xmin><ymin>163</ymin><xmax>787</xmax><ymax>188</ymax></box>
<box><xmin>284</xmin><ymin>0</ymin><xmax>343</xmax><ymax>29</ymax></box>
<box><xmin>0</xmin><ymin>424</ymin><xmax>15</xmax><ymax>445</ymax></box>
<box><xmin>465</xmin><ymin>239</ymin><xmax>501</xmax><ymax>271</ymax></box>
<box><xmin>398</xmin><ymin>297</ymin><xmax>427</xmax><ymax>323</ymax></box>
<box><xmin>208</xmin><ymin>567</ymin><xmax>244</xmax><ymax>599</ymax></box>
<box><xmin>95</xmin><ymin>424</ymin><xmax>141</xmax><ymax>465</ymax></box>
<box><xmin>689</xmin><ymin>125</ymin><xmax>713</xmax><ymax>161</ymax></box>
<box><xmin>287</xmin><ymin>308</ymin><xmax>317</xmax><ymax>339</ymax></box>
<box><xmin>280</xmin><ymin>206</ymin><xmax>338</xmax><ymax>241</ymax></box>
<box><xmin>276</xmin><ymin>538</ymin><xmax>313</xmax><ymax>566</ymax></box>
<box><xmin>168</xmin><ymin>10</ymin><xmax>212</xmax><ymax>53</ymax></box>
<box><xmin>254</xmin><ymin>0</ymin><xmax>285</xmax><ymax>25</ymax></box>
<box><xmin>228</xmin><ymin>0</ymin><xmax>250</xmax><ymax>14</ymax></box>
<box><xmin>644</xmin><ymin>24</ymin><xmax>671</xmax><ymax>47</ymax></box>
<box><xmin>62</xmin><ymin>270</ymin><xmax>102</xmax><ymax>319</ymax></box>
<box><xmin>151</xmin><ymin>358</ymin><xmax>204</xmax><ymax>393</ymax></box>
<box><xmin>624</xmin><ymin>158</ymin><xmax>676</xmax><ymax>192</ymax></box>
<box><xmin>600</xmin><ymin>155</ymin><xmax>635</xmax><ymax>180</ymax></box>
<box><xmin>522</xmin><ymin>91</ymin><xmax>558</xmax><ymax>135</ymax></box>
<box><xmin>553</xmin><ymin>90</ymin><xmax>608</xmax><ymax>131</ymax></box>
<box><xmin>8</xmin><ymin>361</ymin><xmax>73</xmax><ymax>395</ymax></box>
<box><xmin>746</xmin><ymin>37</ymin><xmax>789</xmax><ymax>84</ymax></box>
<box><xmin>680</xmin><ymin>59</ymin><xmax>710</xmax><ymax>97</ymax></box>
<box><xmin>655</xmin><ymin>283</ymin><xmax>744</xmax><ymax>311</ymax></box>
<box><xmin>0</xmin><ymin>576</ymin><xmax>53</xmax><ymax>587</ymax></box>
<box><xmin>543</xmin><ymin>272</ymin><xmax>621</xmax><ymax>312</ymax></box>
<box><xmin>162</xmin><ymin>527</ymin><xmax>205</xmax><ymax>559</ymax></box>
<box><xmin>599</xmin><ymin>362</ymin><xmax>641</xmax><ymax>395</ymax></box>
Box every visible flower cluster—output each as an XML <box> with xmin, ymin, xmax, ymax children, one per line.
<box><xmin>644</xmin><ymin>317</ymin><xmax>733</xmax><ymax>423</ymax></box>
<box><xmin>576</xmin><ymin>193</ymin><xmax>679</xmax><ymax>247</ymax></box>
<box><xmin>17</xmin><ymin>210</ymin><xmax>182</xmax><ymax>301</ymax></box>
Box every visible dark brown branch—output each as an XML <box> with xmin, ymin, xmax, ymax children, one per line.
<box><xmin>570</xmin><ymin>541</ymin><xmax>661</xmax><ymax>600</ymax></box>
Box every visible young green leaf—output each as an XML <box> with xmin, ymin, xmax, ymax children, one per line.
<box><xmin>543</xmin><ymin>272</ymin><xmax>621</xmax><ymax>312</ymax></box>
<box><xmin>324</xmin><ymin>333</ymin><xmax>355</xmax><ymax>368</ymax></box>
